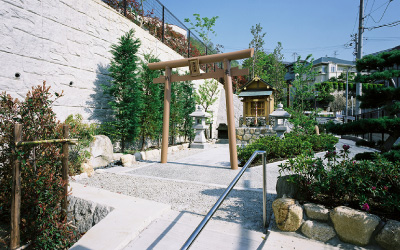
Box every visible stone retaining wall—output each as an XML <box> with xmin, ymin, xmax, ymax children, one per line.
<box><xmin>236</xmin><ymin>127</ymin><xmax>276</xmax><ymax>145</ymax></box>
<box><xmin>0</xmin><ymin>0</ymin><xmax>206</xmax><ymax>123</ymax></box>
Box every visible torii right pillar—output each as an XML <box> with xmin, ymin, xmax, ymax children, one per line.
<box><xmin>223</xmin><ymin>59</ymin><xmax>238</xmax><ymax>170</ymax></box>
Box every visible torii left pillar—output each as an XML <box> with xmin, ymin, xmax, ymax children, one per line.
<box><xmin>161</xmin><ymin>66</ymin><xmax>171</xmax><ymax>164</ymax></box>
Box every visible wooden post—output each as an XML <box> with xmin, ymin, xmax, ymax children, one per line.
<box><xmin>161</xmin><ymin>67</ymin><xmax>172</xmax><ymax>163</ymax></box>
<box><xmin>62</xmin><ymin>124</ymin><xmax>69</xmax><ymax>218</ymax></box>
<box><xmin>11</xmin><ymin>123</ymin><xmax>22</xmax><ymax>250</ymax></box>
<box><xmin>223</xmin><ymin>59</ymin><xmax>238</xmax><ymax>170</ymax></box>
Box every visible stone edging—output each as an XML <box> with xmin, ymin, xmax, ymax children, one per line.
<box><xmin>272</xmin><ymin>197</ymin><xmax>400</xmax><ymax>249</ymax></box>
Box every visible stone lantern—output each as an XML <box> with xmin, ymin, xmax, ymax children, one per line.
<box><xmin>189</xmin><ymin>106</ymin><xmax>210</xmax><ymax>149</ymax></box>
<box><xmin>269</xmin><ymin>103</ymin><xmax>291</xmax><ymax>138</ymax></box>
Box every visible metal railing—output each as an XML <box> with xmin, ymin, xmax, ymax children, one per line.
<box><xmin>101</xmin><ymin>0</ymin><xmax>220</xmax><ymax>72</ymax></box>
<box><xmin>181</xmin><ymin>151</ymin><xmax>268</xmax><ymax>250</ymax></box>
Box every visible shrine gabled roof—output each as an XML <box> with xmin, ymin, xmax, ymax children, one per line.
<box><xmin>238</xmin><ymin>91</ymin><xmax>272</xmax><ymax>97</ymax></box>
<box><xmin>240</xmin><ymin>76</ymin><xmax>276</xmax><ymax>91</ymax></box>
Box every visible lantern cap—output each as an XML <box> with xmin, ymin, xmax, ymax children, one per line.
<box><xmin>189</xmin><ymin>106</ymin><xmax>210</xmax><ymax>118</ymax></box>
<box><xmin>269</xmin><ymin>103</ymin><xmax>291</xmax><ymax>118</ymax></box>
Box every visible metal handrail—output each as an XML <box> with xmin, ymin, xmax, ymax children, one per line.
<box><xmin>181</xmin><ymin>151</ymin><xmax>268</xmax><ymax>250</ymax></box>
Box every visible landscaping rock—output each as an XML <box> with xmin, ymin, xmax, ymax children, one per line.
<box><xmin>301</xmin><ymin>220</ymin><xmax>336</xmax><ymax>242</ymax></box>
<box><xmin>276</xmin><ymin>175</ymin><xmax>303</xmax><ymax>199</ymax></box>
<box><xmin>113</xmin><ymin>153</ymin><xmax>123</xmax><ymax>161</ymax></box>
<box><xmin>272</xmin><ymin>198</ymin><xmax>303</xmax><ymax>231</ymax></box>
<box><xmin>375</xmin><ymin>220</ymin><xmax>400</xmax><ymax>250</ymax></box>
<box><xmin>88</xmin><ymin>135</ymin><xmax>113</xmax><ymax>169</ymax></box>
<box><xmin>242</xmin><ymin>134</ymin><xmax>252</xmax><ymax>141</ymax></box>
<box><xmin>330</xmin><ymin>206</ymin><xmax>380</xmax><ymax>246</ymax></box>
<box><xmin>134</xmin><ymin>152</ymin><xmax>143</xmax><ymax>161</ymax></box>
<box><xmin>304</xmin><ymin>203</ymin><xmax>329</xmax><ymax>221</ymax></box>
<box><xmin>81</xmin><ymin>163</ymin><xmax>94</xmax><ymax>177</ymax></box>
<box><xmin>120</xmin><ymin>154</ymin><xmax>135</xmax><ymax>167</ymax></box>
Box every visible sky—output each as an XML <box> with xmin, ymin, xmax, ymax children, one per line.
<box><xmin>160</xmin><ymin>0</ymin><xmax>400</xmax><ymax>62</ymax></box>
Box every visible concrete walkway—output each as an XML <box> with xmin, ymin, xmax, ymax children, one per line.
<box><xmin>73</xmin><ymin>139</ymin><xmax>380</xmax><ymax>250</ymax></box>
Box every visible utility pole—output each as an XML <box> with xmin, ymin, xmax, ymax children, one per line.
<box><xmin>355</xmin><ymin>0</ymin><xmax>364</xmax><ymax>115</ymax></box>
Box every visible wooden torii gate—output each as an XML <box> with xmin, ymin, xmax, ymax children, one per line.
<box><xmin>148</xmin><ymin>48</ymin><xmax>254</xmax><ymax>170</ymax></box>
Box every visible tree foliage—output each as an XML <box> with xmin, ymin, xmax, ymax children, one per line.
<box><xmin>138</xmin><ymin>53</ymin><xmax>164</xmax><ymax>150</ymax></box>
<box><xmin>194</xmin><ymin>79</ymin><xmax>220</xmax><ymax>112</ymax></box>
<box><xmin>355</xmin><ymin>49</ymin><xmax>400</xmax><ymax>84</ymax></box>
<box><xmin>184</xmin><ymin>14</ymin><xmax>219</xmax><ymax>48</ymax></box>
<box><xmin>247</xmin><ymin>23</ymin><xmax>266</xmax><ymax>79</ymax></box>
<box><xmin>327</xmin><ymin>49</ymin><xmax>400</xmax><ymax>151</ymax></box>
<box><xmin>264</xmin><ymin>42</ymin><xmax>287</xmax><ymax>102</ymax></box>
<box><xmin>291</xmin><ymin>54</ymin><xmax>318</xmax><ymax>113</ymax></box>
<box><xmin>102</xmin><ymin>29</ymin><xmax>143</xmax><ymax>152</ymax></box>
<box><xmin>0</xmin><ymin>83</ymin><xmax>79</xmax><ymax>249</ymax></box>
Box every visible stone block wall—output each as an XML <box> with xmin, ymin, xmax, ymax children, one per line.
<box><xmin>0</xmin><ymin>0</ymin><xmax>206</xmax><ymax>123</ymax></box>
<box><xmin>236</xmin><ymin>127</ymin><xmax>276</xmax><ymax>145</ymax></box>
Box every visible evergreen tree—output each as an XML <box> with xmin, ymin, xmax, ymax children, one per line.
<box><xmin>194</xmin><ymin>79</ymin><xmax>220</xmax><ymax>112</ymax></box>
<box><xmin>139</xmin><ymin>53</ymin><xmax>163</xmax><ymax>150</ymax></box>
<box><xmin>103</xmin><ymin>29</ymin><xmax>143</xmax><ymax>152</ymax></box>
<box><xmin>327</xmin><ymin>50</ymin><xmax>400</xmax><ymax>151</ymax></box>
<box><xmin>264</xmin><ymin>42</ymin><xmax>287</xmax><ymax>102</ymax></box>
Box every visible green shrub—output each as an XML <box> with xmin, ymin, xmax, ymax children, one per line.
<box><xmin>65</xmin><ymin>114</ymin><xmax>97</xmax><ymax>175</ymax></box>
<box><xmin>0</xmin><ymin>83</ymin><xmax>79</xmax><ymax>249</ymax></box>
<box><xmin>354</xmin><ymin>152</ymin><xmax>376</xmax><ymax>161</ymax></box>
<box><xmin>237</xmin><ymin>132</ymin><xmax>338</xmax><ymax>166</ymax></box>
<box><xmin>279</xmin><ymin>146</ymin><xmax>400</xmax><ymax>220</ymax></box>
<box><xmin>382</xmin><ymin>149</ymin><xmax>400</xmax><ymax>164</ymax></box>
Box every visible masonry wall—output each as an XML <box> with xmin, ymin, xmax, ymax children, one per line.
<box><xmin>0</xmin><ymin>0</ymin><xmax>199</xmax><ymax>122</ymax></box>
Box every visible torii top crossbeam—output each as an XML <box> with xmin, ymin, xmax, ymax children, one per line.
<box><xmin>148</xmin><ymin>48</ymin><xmax>254</xmax><ymax>170</ymax></box>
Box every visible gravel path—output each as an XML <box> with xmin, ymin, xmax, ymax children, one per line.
<box><xmin>73</xmin><ymin>139</ymin><xmax>376</xmax><ymax>233</ymax></box>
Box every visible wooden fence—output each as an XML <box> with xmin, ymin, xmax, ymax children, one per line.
<box><xmin>10</xmin><ymin>123</ymin><xmax>77</xmax><ymax>250</ymax></box>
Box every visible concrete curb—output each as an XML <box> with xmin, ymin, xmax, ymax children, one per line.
<box><xmin>69</xmin><ymin>182</ymin><xmax>171</xmax><ymax>250</ymax></box>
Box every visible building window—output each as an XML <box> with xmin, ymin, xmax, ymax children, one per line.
<box><xmin>331</xmin><ymin>66</ymin><xmax>336</xmax><ymax>72</ymax></box>
<box><xmin>321</xmin><ymin>66</ymin><xmax>327</xmax><ymax>73</ymax></box>
<box><xmin>250</xmin><ymin>101</ymin><xmax>265</xmax><ymax>116</ymax></box>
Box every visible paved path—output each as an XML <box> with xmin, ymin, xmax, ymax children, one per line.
<box><xmin>75</xmin><ymin>139</ymin><xmax>380</xmax><ymax>249</ymax></box>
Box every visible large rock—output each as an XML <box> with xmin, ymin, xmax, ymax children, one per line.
<box><xmin>67</xmin><ymin>196</ymin><xmax>113</xmax><ymax>233</ymax></box>
<box><xmin>304</xmin><ymin>203</ymin><xmax>329</xmax><ymax>221</ymax></box>
<box><xmin>272</xmin><ymin>198</ymin><xmax>303</xmax><ymax>231</ymax></box>
<box><xmin>276</xmin><ymin>175</ymin><xmax>304</xmax><ymax>200</ymax></box>
<box><xmin>375</xmin><ymin>220</ymin><xmax>400</xmax><ymax>250</ymax></box>
<box><xmin>120</xmin><ymin>154</ymin><xmax>135</xmax><ymax>167</ymax></box>
<box><xmin>81</xmin><ymin>163</ymin><xmax>94</xmax><ymax>177</ymax></box>
<box><xmin>330</xmin><ymin>206</ymin><xmax>380</xmax><ymax>246</ymax></box>
<box><xmin>88</xmin><ymin>135</ymin><xmax>113</xmax><ymax>168</ymax></box>
<box><xmin>301</xmin><ymin>220</ymin><xmax>336</xmax><ymax>242</ymax></box>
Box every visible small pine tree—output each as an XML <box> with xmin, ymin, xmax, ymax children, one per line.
<box><xmin>103</xmin><ymin>29</ymin><xmax>143</xmax><ymax>152</ymax></box>
<box><xmin>139</xmin><ymin>54</ymin><xmax>164</xmax><ymax>150</ymax></box>
<box><xmin>181</xmin><ymin>80</ymin><xmax>196</xmax><ymax>142</ymax></box>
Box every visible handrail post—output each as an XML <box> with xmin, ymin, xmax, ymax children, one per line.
<box><xmin>61</xmin><ymin>124</ymin><xmax>69</xmax><ymax>218</ymax></box>
<box><xmin>161</xmin><ymin>6</ymin><xmax>165</xmax><ymax>43</ymax></box>
<box><xmin>11</xmin><ymin>123</ymin><xmax>22</xmax><ymax>250</ymax></box>
<box><xmin>262</xmin><ymin>152</ymin><xmax>268</xmax><ymax>229</ymax></box>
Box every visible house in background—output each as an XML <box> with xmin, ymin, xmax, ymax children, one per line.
<box><xmin>284</xmin><ymin>57</ymin><xmax>356</xmax><ymax>84</ymax></box>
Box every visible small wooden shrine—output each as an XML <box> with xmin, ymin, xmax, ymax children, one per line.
<box><xmin>238</xmin><ymin>76</ymin><xmax>276</xmax><ymax>126</ymax></box>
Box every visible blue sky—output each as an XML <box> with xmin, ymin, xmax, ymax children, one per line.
<box><xmin>161</xmin><ymin>0</ymin><xmax>400</xmax><ymax>62</ymax></box>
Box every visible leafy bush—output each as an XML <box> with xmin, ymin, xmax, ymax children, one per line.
<box><xmin>279</xmin><ymin>145</ymin><xmax>400</xmax><ymax>220</ymax></box>
<box><xmin>0</xmin><ymin>83</ymin><xmax>79</xmax><ymax>249</ymax></box>
<box><xmin>237</xmin><ymin>132</ymin><xmax>338</xmax><ymax>166</ymax></box>
<box><xmin>65</xmin><ymin>114</ymin><xmax>97</xmax><ymax>175</ymax></box>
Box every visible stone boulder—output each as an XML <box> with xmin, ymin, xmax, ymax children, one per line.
<box><xmin>375</xmin><ymin>220</ymin><xmax>400</xmax><ymax>250</ymax></box>
<box><xmin>301</xmin><ymin>220</ymin><xmax>336</xmax><ymax>242</ymax></box>
<box><xmin>81</xmin><ymin>163</ymin><xmax>94</xmax><ymax>177</ymax></box>
<box><xmin>88</xmin><ymin>135</ymin><xmax>113</xmax><ymax>169</ymax></box>
<box><xmin>272</xmin><ymin>198</ymin><xmax>303</xmax><ymax>231</ymax></box>
<box><xmin>276</xmin><ymin>175</ymin><xmax>305</xmax><ymax>200</ymax></box>
<box><xmin>113</xmin><ymin>153</ymin><xmax>123</xmax><ymax>161</ymax></box>
<box><xmin>330</xmin><ymin>206</ymin><xmax>380</xmax><ymax>246</ymax></box>
<box><xmin>303</xmin><ymin>203</ymin><xmax>330</xmax><ymax>221</ymax></box>
<box><xmin>120</xmin><ymin>154</ymin><xmax>135</xmax><ymax>167</ymax></box>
